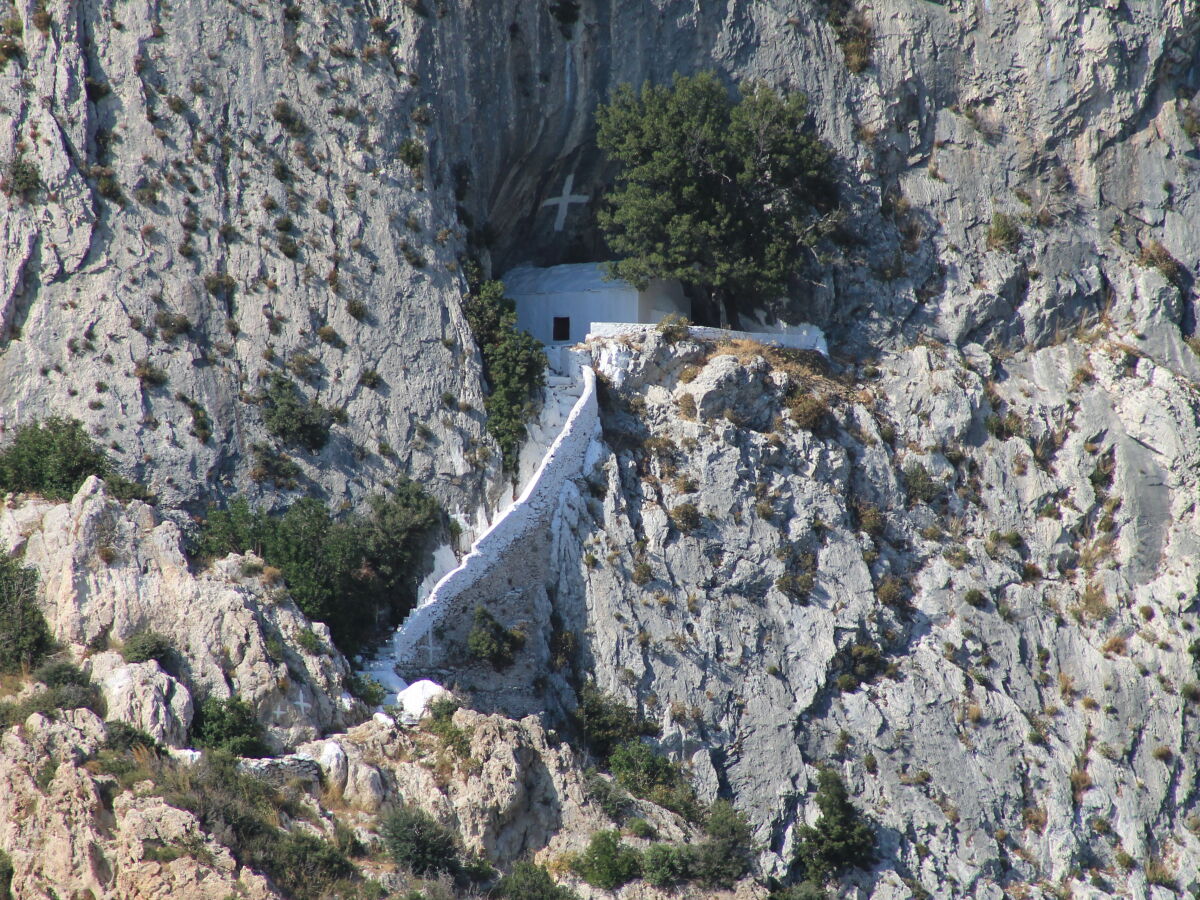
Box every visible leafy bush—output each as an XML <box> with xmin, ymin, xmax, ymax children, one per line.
<box><xmin>570</xmin><ymin>830</ymin><xmax>641</xmax><ymax>890</ymax></box>
<box><xmin>642</xmin><ymin>843</ymin><xmax>693</xmax><ymax>887</ymax></box>
<box><xmin>0</xmin><ymin>847</ymin><xmax>11</xmax><ymax>900</ymax></box>
<box><xmin>380</xmin><ymin>805</ymin><xmax>458</xmax><ymax>876</ymax></box>
<box><xmin>33</xmin><ymin>659</ymin><xmax>88</xmax><ymax>688</ymax></box>
<box><xmin>585</xmin><ymin>770</ymin><xmax>632</xmax><ymax>823</ymax></box>
<box><xmin>191</xmin><ymin>695</ymin><xmax>268</xmax><ymax>757</ymax></box>
<box><xmin>0</xmin><ymin>558</ymin><xmax>53</xmax><ymax>674</ymax></box>
<box><xmin>609</xmin><ymin>739</ymin><xmax>700</xmax><ymax>820</ymax></box>
<box><xmin>0</xmin><ymin>417</ymin><xmax>110</xmax><ymax>500</ymax></box>
<box><xmin>495</xmin><ymin>861</ymin><xmax>578</xmax><ymax>900</ymax></box>
<box><xmin>574</xmin><ymin>682</ymin><xmax>659</xmax><ymax>760</ymax></box>
<box><xmin>670</xmin><ymin>502</ymin><xmax>701</xmax><ymax>533</ymax></box>
<box><xmin>463</xmin><ymin>277</ymin><xmax>547</xmax><ymax>471</ymax></box>
<box><xmin>466</xmin><ymin>605</ymin><xmax>525</xmax><ymax>668</ymax></box>
<box><xmin>4</xmin><ymin>154</ymin><xmax>40</xmax><ymax>200</ymax></box>
<box><xmin>259</xmin><ymin>373</ymin><xmax>331</xmax><ymax>451</ymax></box>
<box><xmin>792</xmin><ymin>769</ymin><xmax>876</xmax><ymax>882</ymax></box>
<box><xmin>121</xmin><ymin>630</ymin><xmax>173</xmax><ymax>665</ymax></box>
<box><xmin>692</xmin><ymin>800</ymin><xmax>753</xmax><ymax>887</ymax></box>
<box><xmin>0</xmin><ymin>668</ymin><xmax>102</xmax><ymax>729</ymax></box>
<box><xmin>196</xmin><ymin>484</ymin><xmax>441</xmax><ymax>652</ymax></box>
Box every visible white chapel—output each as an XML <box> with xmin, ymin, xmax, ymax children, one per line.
<box><xmin>504</xmin><ymin>262</ymin><xmax>691</xmax><ymax>346</ymax></box>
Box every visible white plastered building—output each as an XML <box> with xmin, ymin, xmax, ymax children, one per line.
<box><xmin>504</xmin><ymin>262</ymin><xmax>690</xmax><ymax>346</ymax></box>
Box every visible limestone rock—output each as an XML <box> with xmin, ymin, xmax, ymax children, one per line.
<box><xmin>85</xmin><ymin>651</ymin><xmax>193</xmax><ymax>748</ymax></box>
<box><xmin>1</xmin><ymin>477</ymin><xmax>366</xmax><ymax>751</ymax></box>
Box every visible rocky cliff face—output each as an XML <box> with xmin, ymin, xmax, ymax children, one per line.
<box><xmin>4</xmin><ymin>0</ymin><xmax>1200</xmax><ymax>898</ymax></box>
<box><xmin>548</xmin><ymin>325</ymin><xmax>1200</xmax><ymax>897</ymax></box>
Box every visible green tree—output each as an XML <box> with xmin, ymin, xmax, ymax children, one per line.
<box><xmin>792</xmin><ymin>769</ymin><xmax>876</xmax><ymax>883</ymax></box>
<box><xmin>463</xmin><ymin>278</ymin><xmax>547</xmax><ymax>471</ymax></box>
<box><xmin>596</xmin><ymin>72</ymin><xmax>834</xmax><ymax>326</ymax></box>
<box><xmin>0</xmin><ymin>417</ymin><xmax>110</xmax><ymax>500</ymax></box>
<box><xmin>195</xmin><ymin>482</ymin><xmax>442</xmax><ymax>653</ymax></box>
<box><xmin>466</xmin><ymin>605</ymin><xmax>524</xmax><ymax>668</ymax></box>
<box><xmin>570</xmin><ymin>830</ymin><xmax>641</xmax><ymax>890</ymax></box>
<box><xmin>0</xmin><ymin>557</ymin><xmax>53</xmax><ymax>674</ymax></box>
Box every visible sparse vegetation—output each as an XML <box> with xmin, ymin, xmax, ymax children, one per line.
<box><xmin>195</xmin><ymin>486</ymin><xmax>441</xmax><ymax>653</ymax></box>
<box><xmin>0</xmin><ymin>417</ymin><xmax>147</xmax><ymax>502</ymax></box>
<box><xmin>1137</xmin><ymin>240</ymin><xmax>1183</xmax><ymax>284</ymax></box>
<box><xmin>462</xmin><ymin>275</ymin><xmax>547</xmax><ymax>470</ymax></box>
<box><xmin>259</xmin><ymin>373</ymin><xmax>332</xmax><ymax>451</ymax></box>
<box><xmin>120</xmin><ymin>630</ymin><xmax>173</xmax><ymax>666</ymax></box>
<box><xmin>466</xmin><ymin>605</ymin><xmax>525</xmax><ymax>668</ymax></box>
<box><xmin>986</xmin><ymin>212</ymin><xmax>1022</xmax><ymax>252</ymax></box>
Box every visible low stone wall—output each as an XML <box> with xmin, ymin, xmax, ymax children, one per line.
<box><xmin>388</xmin><ymin>364</ymin><xmax>600</xmax><ymax>667</ymax></box>
<box><xmin>586</xmin><ymin>321</ymin><xmax>829</xmax><ymax>356</ymax></box>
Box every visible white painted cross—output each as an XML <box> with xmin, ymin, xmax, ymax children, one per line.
<box><xmin>541</xmin><ymin>173</ymin><xmax>588</xmax><ymax>232</ymax></box>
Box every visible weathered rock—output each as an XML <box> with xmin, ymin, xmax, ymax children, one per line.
<box><xmin>1</xmin><ymin>477</ymin><xmax>366</xmax><ymax>750</ymax></box>
<box><xmin>85</xmin><ymin>651</ymin><xmax>193</xmax><ymax>748</ymax></box>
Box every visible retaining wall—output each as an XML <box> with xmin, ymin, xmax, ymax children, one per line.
<box><xmin>586</xmin><ymin>321</ymin><xmax>829</xmax><ymax>356</ymax></box>
<box><xmin>388</xmin><ymin>364</ymin><xmax>600</xmax><ymax>667</ymax></box>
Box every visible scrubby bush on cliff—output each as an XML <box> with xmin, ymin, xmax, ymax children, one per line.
<box><xmin>155</xmin><ymin>752</ymin><xmax>358</xmax><ymax>899</ymax></box>
<box><xmin>195</xmin><ymin>482</ymin><xmax>441</xmax><ymax>653</ymax></box>
<box><xmin>609</xmin><ymin>739</ymin><xmax>700</xmax><ymax>820</ymax></box>
<box><xmin>466</xmin><ymin>604</ymin><xmax>525</xmax><ymax>668</ymax></box>
<box><xmin>191</xmin><ymin>695</ymin><xmax>269</xmax><ymax>757</ymax></box>
<box><xmin>120</xmin><ymin>629</ymin><xmax>174</xmax><ymax>666</ymax></box>
<box><xmin>381</xmin><ymin>805</ymin><xmax>459</xmax><ymax>876</ymax></box>
<box><xmin>792</xmin><ymin>769</ymin><xmax>876</xmax><ymax>882</ymax></box>
<box><xmin>574</xmin><ymin>682</ymin><xmax>659</xmax><ymax>760</ymax></box>
<box><xmin>571</xmin><ymin>830</ymin><xmax>642</xmax><ymax>890</ymax></box>
<box><xmin>0</xmin><ymin>417</ymin><xmax>150</xmax><ymax>502</ymax></box>
<box><xmin>259</xmin><ymin>373</ymin><xmax>332</xmax><ymax>451</ymax></box>
<box><xmin>462</xmin><ymin>274</ymin><xmax>547</xmax><ymax>471</ymax></box>
<box><xmin>495</xmin><ymin>861</ymin><xmax>578</xmax><ymax>900</ymax></box>
<box><xmin>0</xmin><ymin>557</ymin><xmax>53</xmax><ymax>674</ymax></box>
<box><xmin>596</xmin><ymin>72</ymin><xmax>835</xmax><ymax>326</ymax></box>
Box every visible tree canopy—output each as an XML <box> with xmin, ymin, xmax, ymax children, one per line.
<box><xmin>596</xmin><ymin>71</ymin><xmax>835</xmax><ymax>326</ymax></box>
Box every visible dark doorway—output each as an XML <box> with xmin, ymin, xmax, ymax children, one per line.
<box><xmin>552</xmin><ymin>316</ymin><xmax>571</xmax><ymax>341</ymax></box>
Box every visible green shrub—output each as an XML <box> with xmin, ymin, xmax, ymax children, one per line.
<box><xmin>347</xmin><ymin>673</ymin><xmax>386</xmax><ymax>707</ymax></box>
<box><xmin>0</xmin><ymin>558</ymin><xmax>53</xmax><ymax>674</ymax></box>
<box><xmin>103</xmin><ymin>720</ymin><xmax>159</xmax><ymax>752</ymax></box>
<box><xmin>585</xmin><ymin>771</ymin><xmax>632</xmax><ymax>822</ymax></box>
<box><xmin>463</xmin><ymin>278</ymin><xmax>547</xmax><ymax>470</ymax></box>
<box><xmin>792</xmin><ymin>769</ymin><xmax>876</xmax><ymax>882</ymax></box>
<box><xmin>0</xmin><ymin>675</ymin><xmax>101</xmax><ymax>729</ymax></box>
<box><xmin>570</xmin><ymin>830</ymin><xmax>641</xmax><ymax>890</ymax></box>
<box><xmin>986</xmin><ymin>212</ymin><xmax>1021</xmax><ymax>252</ymax></box>
<box><xmin>495</xmin><ymin>861</ymin><xmax>578</xmax><ymax>900</ymax></box>
<box><xmin>0</xmin><ymin>417</ymin><xmax>111</xmax><ymax>500</ymax></box>
<box><xmin>191</xmin><ymin>695</ymin><xmax>268</xmax><ymax>757</ymax></box>
<box><xmin>609</xmin><ymin>739</ymin><xmax>700</xmax><ymax>820</ymax></box>
<box><xmin>903</xmin><ymin>462</ymin><xmax>941</xmax><ymax>504</ymax></box>
<box><xmin>424</xmin><ymin>697</ymin><xmax>472</xmax><ymax>758</ymax></box>
<box><xmin>777</xmin><ymin>572</ymin><xmax>815</xmax><ymax>604</ymax></box>
<box><xmin>0</xmin><ymin>847</ymin><xmax>11</xmax><ymax>900</ymax></box>
<box><xmin>670</xmin><ymin>502</ymin><xmax>701</xmax><ymax>533</ymax></box>
<box><xmin>33</xmin><ymin>659</ymin><xmax>88</xmax><ymax>688</ymax></box>
<box><xmin>380</xmin><ymin>805</ymin><xmax>458</xmax><ymax>876</ymax></box>
<box><xmin>121</xmin><ymin>630</ymin><xmax>173</xmax><ymax>665</ymax></box>
<box><xmin>4</xmin><ymin>154</ymin><xmax>40</xmax><ymax>200</ymax></box>
<box><xmin>626</xmin><ymin>817</ymin><xmax>656</xmax><ymax>839</ymax></box>
<box><xmin>195</xmin><ymin>485</ymin><xmax>441</xmax><ymax>653</ymax></box>
<box><xmin>398</xmin><ymin>138</ymin><xmax>425</xmax><ymax>171</ymax></box>
<box><xmin>692</xmin><ymin>800</ymin><xmax>753</xmax><ymax>887</ymax></box>
<box><xmin>466</xmin><ymin>605</ymin><xmax>525</xmax><ymax>668</ymax></box>
<box><xmin>259</xmin><ymin>373</ymin><xmax>331</xmax><ymax>451</ymax></box>
<box><xmin>642</xmin><ymin>843</ymin><xmax>692</xmax><ymax>887</ymax></box>
<box><xmin>575</xmin><ymin>682</ymin><xmax>659</xmax><ymax>760</ymax></box>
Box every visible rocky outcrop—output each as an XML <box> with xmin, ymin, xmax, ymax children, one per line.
<box><xmin>0</xmin><ymin>709</ymin><xmax>277</xmax><ymax>899</ymax></box>
<box><xmin>528</xmin><ymin>326</ymin><xmax>1200</xmax><ymax>897</ymax></box>
<box><xmin>1</xmin><ymin>477</ymin><xmax>365</xmax><ymax>750</ymax></box>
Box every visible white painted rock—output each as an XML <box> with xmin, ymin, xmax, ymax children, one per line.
<box><xmin>395</xmin><ymin>680</ymin><xmax>451</xmax><ymax>725</ymax></box>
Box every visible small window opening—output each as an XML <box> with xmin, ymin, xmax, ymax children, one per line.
<box><xmin>552</xmin><ymin>316</ymin><xmax>571</xmax><ymax>341</ymax></box>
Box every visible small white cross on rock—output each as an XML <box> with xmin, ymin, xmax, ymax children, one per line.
<box><xmin>541</xmin><ymin>173</ymin><xmax>588</xmax><ymax>232</ymax></box>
